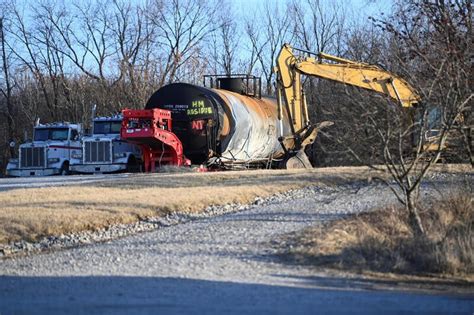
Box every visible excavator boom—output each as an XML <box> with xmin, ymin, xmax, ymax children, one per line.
<box><xmin>275</xmin><ymin>44</ymin><xmax>421</xmax><ymax>137</ymax></box>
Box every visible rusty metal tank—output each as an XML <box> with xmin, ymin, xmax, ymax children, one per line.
<box><xmin>145</xmin><ymin>82</ymin><xmax>294</xmax><ymax>166</ymax></box>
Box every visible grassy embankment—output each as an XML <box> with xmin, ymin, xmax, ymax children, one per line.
<box><xmin>0</xmin><ymin>167</ymin><xmax>374</xmax><ymax>245</ymax></box>
<box><xmin>281</xmin><ymin>187</ymin><xmax>473</xmax><ymax>280</ymax></box>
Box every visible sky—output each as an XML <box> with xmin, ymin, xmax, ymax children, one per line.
<box><xmin>232</xmin><ymin>0</ymin><xmax>393</xmax><ymax>24</ymax></box>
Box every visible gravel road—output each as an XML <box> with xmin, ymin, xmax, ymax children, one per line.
<box><xmin>1</xmin><ymin>180</ymin><xmax>473</xmax><ymax>314</ymax></box>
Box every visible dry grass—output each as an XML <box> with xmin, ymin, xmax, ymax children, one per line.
<box><xmin>0</xmin><ymin>167</ymin><xmax>378</xmax><ymax>244</ymax></box>
<box><xmin>0</xmin><ymin>183</ymin><xmax>294</xmax><ymax>244</ymax></box>
<box><xmin>1</xmin><ymin>165</ymin><xmax>470</xmax><ymax>246</ymax></box>
<box><xmin>282</xmin><ymin>189</ymin><xmax>473</xmax><ymax>279</ymax></box>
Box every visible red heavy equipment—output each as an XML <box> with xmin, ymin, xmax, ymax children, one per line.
<box><xmin>120</xmin><ymin>108</ymin><xmax>190</xmax><ymax>172</ymax></box>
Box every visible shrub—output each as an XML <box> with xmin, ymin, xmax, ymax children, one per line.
<box><xmin>283</xmin><ymin>190</ymin><xmax>473</xmax><ymax>276</ymax></box>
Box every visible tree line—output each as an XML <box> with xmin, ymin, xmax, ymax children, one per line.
<box><xmin>0</xmin><ymin>0</ymin><xmax>472</xmax><ymax>175</ymax></box>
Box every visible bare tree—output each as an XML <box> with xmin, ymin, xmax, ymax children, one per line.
<box><xmin>148</xmin><ymin>0</ymin><xmax>218</xmax><ymax>87</ymax></box>
<box><xmin>55</xmin><ymin>2</ymin><xmax>113</xmax><ymax>83</ymax></box>
<box><xmin>389</xmin><ymin>0</ymin><xmax>472</xmax><ymax>234</ymax></box>
<box><xmin>0</xmin><ymin>14</ymin><xmax>16</xmax><ymax>162</ymax></box>
<box><xmin>32</xmin><ymin>2</ymin><xmax>76</xmax><ymax>121</ymax></box>
<box><xmin>110</xmin><ymin>0</ymin><xmax>156</xmax><ymax>106</ymax></box>
<box><xmin>344</xmin><ymin>24</ymin><xmax>386</xmax><ymax>63</ymax></box>
<box><xmin>319</xmin><ymin>0</ymin><xmax>473</xmax><ymax>236</ymax></box>
<box><xmin>242</xmin><ymin>21</ymin><xmax>262</xmax><ymax>77</ymax></box>
<box><xmin>217</xmin><ymin>15</ymin><xmax>238</xmax><ymax>76</ymax></box>
<box><xmin>291</xmin><ymin>0</ymin><xmax>346</xmax><ymax>54</ymax></box>
<box><xmin>206</xmin><ymin>1</ymin><xmax>240</xmax><ymax>76</ymax></box>
<box><xmin>246</xmin><ymin>1</ymin><xmax>293</xmax><ymax>95</ymax></box>
<box><xmin>7</xmin><ymin>2</ymin><xmax>60</xmax><ymax>121</ymax></box>
<box><xmin>289</xmin><ymin>0</ymin><xmax>346</xmax><ymax>114</ymax></box>
<box><xmin>309</xmin><ymin>23</ymin><xmax>389</xmax><ymax>166</ymax></box>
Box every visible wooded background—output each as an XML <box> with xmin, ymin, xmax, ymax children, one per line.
<box><xmin>0</xmin><ymin>0</ymin><xmax>472</xmax><ymax>172</ymax></box>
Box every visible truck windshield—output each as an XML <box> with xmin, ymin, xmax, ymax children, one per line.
<box><xmin>94</xmin><ymin>121</ymin><xmax>122</xmax><ymax>134</ymax></box>
<box><xmin>34</xmin><ymin>128</ymin><xmax>69</xmax><ymax>141</ymax></box>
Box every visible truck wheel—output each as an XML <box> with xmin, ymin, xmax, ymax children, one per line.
<box><xmin>126</xmin><ymin>156</ymin><xmax>140</xmax><ymax>173</ymax></box>
<box><xmin>60</xmin><ymin>162</ymin><xmax>70</xmax><ymax>175</ymax></box>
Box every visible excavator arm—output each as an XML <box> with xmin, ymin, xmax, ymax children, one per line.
<box><xmin>275</xmin><ymin>44</ymin><xmax>421</xmax><ymax>143</ymax></box>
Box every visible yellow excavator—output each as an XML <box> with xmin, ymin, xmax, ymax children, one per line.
<box><xmin>274</xmin><ymin>43</ymin><xmax>421</xmax><ymax>167</ymax></box>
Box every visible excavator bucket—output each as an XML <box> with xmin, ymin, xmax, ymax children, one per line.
<box><xmin>285</xmin><ymin>149</ymin><xmax>313</xmax><ymax>169</ymax></box>
<box><xmin>284</xmin><ymin>121</ymin><xmax>334</xmax><ymax>169</ymax></box>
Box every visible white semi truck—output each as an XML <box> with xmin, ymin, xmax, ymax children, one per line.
<box><xmin>6</xmin><ymin>122</ymin><xmax>83</xmax><ymax>177</ymax></box>
<box><xmin>70</xmin><ymin>115</ymin><xmax>142</xmax><ymax>174</ymax></box>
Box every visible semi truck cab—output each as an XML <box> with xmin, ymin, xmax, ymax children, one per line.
<box><xmin>70</xmin><ymin>115</ymin><xmax>142</xmax><ymax>174</ymax></box>
<box><xmin>6</xmin><ymin>122</ymin><xmax>83</xmax><ymax>177</ymax></box>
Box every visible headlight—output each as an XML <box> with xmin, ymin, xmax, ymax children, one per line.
<box><xmin>114</xmin><ymin>152</ymin><xmax>127</xmax><ymax>158</ymax></box>
<box><xmin>48</xmin><ymin>158</ymin><xmax>60</xmax><ymax>163</ymax></box>
<box><xmin>8</xmin><ymin>158</ymin><xmax>18</xmax><ymax>164</ymax></box>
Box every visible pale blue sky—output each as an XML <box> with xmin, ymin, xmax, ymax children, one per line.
<box><xmin>232</xmin><ymin>0</ymin><xmax>393</xmax><ymax>23</ymax></box>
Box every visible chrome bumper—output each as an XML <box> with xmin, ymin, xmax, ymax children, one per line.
<box><xmin>7</xmin><ymin>168</ymin><xmax>59</xmax><ymax>177</ymax></box>
<box><xmin>70</xmin><ymin>163</ymin><xmax>127</xmax><ymax>174</ymax></box>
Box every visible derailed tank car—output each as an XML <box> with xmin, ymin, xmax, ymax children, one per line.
<box><xmin>145</xmin><ymin>76</ymin><xmax>295</xmax><ymax>167</ymax></box>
